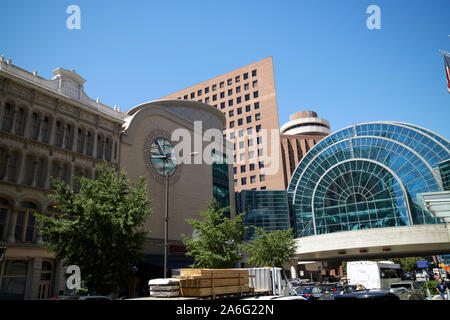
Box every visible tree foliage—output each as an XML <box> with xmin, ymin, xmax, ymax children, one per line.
<box><xmin>392</xmin><ymin>257</ymin><xmax>425</xmax><ymax>272</ymax></box>
<box><xmin>242</xmin><ymin>227</ymin><xmax>296</xmax><ymax>268</ymax></box>
<box><xmin>36</xmin><ymin>163</ymin><xmax>151</xmax><ymax>296</ymax></box>
<box><xmin>182</xmin><ymin>198</ymin><xmax>246</xmax><ymax>268</ymax></box>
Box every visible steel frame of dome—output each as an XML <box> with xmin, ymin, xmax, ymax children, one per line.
<box><xmin>287</xmin><ymin>121</ymin><xmax>450</xmax><ymax>238</ymax></box>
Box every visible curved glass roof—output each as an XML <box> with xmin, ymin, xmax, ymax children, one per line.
<box><xmin>288</xmin><ymin>122</ymin><xmax>450</xmax><ymax>238</ymax></box>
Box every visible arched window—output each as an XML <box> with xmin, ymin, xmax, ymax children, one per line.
<box><xmin>61</xmin><ymin>163</ymin><xmax>71</xmax><ymax>185</ymax></box>
<box><xmin>55</xmin><ymin>120</ymin><xmax>63</xmax><ymax>147</ymax></box>
<box><xmin>30</xmin><ymin>112</ymin><xmax>40</xmax><ymax>140</ymax></box>
<box><xmin>7</xmin><ymin>150</ymin><xmax>20</xmax><ymax>183</ymax></box>
<box><xmin>15</xmin><ymin>201</ymin><xmax>38</xmax><ymax>242</ymax></box>
<box><xmin>40</xmin><ymin>116</ymin><xmax>51</xmax><ymax>143</ymax></box>
<box><xmin>96</xmin><ymin>134</ymin><xmax>104</xmax><ymax>159</ymax></box>
<box><xmin>76</xmin><ymin>127</ymin><xmax>85</xmax><ymax>153</ymax></box>
<box><xmin>0</xmin><ymin>197</ymin><xmax>10</xmax><ymax>241</ymax></box>
<box><xmin>63</xmin><ymin>123</ymin><xmax>73</xmax><ymax>150</ymax></box>
<box><xmin>85</xmin><ymin>130</ymin><xmax>93</xmax><ymax>156</ymax></box>
<box><xmin>50</xmin><ymin>160</ymin><xmax>60</xmax><ymax>189</ymax></box>
<box><xmin>0</xmin><ymin>147</ymin><xmax>8</xmax><ymax>180</ymax></box>
<box><xmin>35</xmin><ymin>157</ymin><xmax>48</xmax><ymax>188</ymax></box>
<box><xmin>14</xmin><ymin>107</ymin><xmax>26</xmax><ymax>136</ymax></box>
<box><xmin>23</xmin><ymin>154</ymin><xmax>36</xmax><ymax>186</ymax></box>
<box><xmin>2</xmin><ymin>103</ymin><xmax>14</xmax><ymax>132</ymax></box>
<box><xmin>105</xmin><ymin>137</ymin><xmax>112</xmax><ymax>161</ymax></box>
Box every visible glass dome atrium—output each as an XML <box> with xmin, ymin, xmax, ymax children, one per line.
<box><xmin>287</xmin><ymin>122</ymin><xmax>450</xmax><ymax>238</ymax></box>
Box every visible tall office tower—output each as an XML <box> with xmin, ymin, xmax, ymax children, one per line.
<box><xmin>160</xmin><ymin>57</ymin><xmax>285</xmax><ymax>192</ymax></box>
<box><xmin>280</xmin><ymin>111</ymin><xmax>330</xmax><ymax>188</ymax></box>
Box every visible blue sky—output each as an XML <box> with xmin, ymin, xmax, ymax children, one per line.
<box><xmin>1</xmin><ymin>0</ymin><xmax>449</xmax><ymax>138</ymax></box>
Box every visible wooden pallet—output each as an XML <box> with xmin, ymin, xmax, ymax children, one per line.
<box><xmin>177</xmin><ymin>277</ymin><xmax>249</xmax><ymax>288</ymax></box>
<box><xmin>179</xmin><ymin>284</ymin><xmax>250</xmax><ymax>297</ymax></box>
<box><xmin>179</xmin><ymin>269</ymin><xmax>249</xmax><ymax>279</ymax></box>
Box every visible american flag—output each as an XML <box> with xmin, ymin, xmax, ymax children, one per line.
<box><xmin>444</xmin><ymin>53</ymin><xmax>450</xmax><ymax>94</ymax></box>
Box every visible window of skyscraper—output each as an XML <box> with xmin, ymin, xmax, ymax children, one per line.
<box><xmin>235</xmin><ymin>76</ymin><xmax>240</xmax><ymax>83</ymax></box>
<box><xmin>252</xmin><ymin>69</ymin><xmax>257</xmax><ymax>77</ymax></box>
<box><xmin>237</xmin><ymin>107</ymin><xmax>242</xmax><ymax>115</ymax></box>
<box><xmin>248</xmin><ymin>139</ymin><xmax>253</xmax><ymax>147</ymax></box>
<box><xmin>260</xmin><ymin>173</ymin><xmax>265</xmax><ymax>182</ymax></box>
<box><xmin>205</xmin><ymin>87</ymin><xmax>209</xmax><ymax>94</ymax></box>
<box><xmin>249</xmin><ymin>151</ymin><xmax>254</xmax><ymax>159</ymax></box>
<box><xmin>220</xmin><ymin>92</ymin><xmax>225</xmax><ymax>99</ymax></box>
<box><xmin>246</xmin><ymin>116</ymin><xmax>251</xmax><ymax>123</ymax></box>
<box><xmin>241</xmin><ymin>177</ymin><xmax>247</xmax><ymax>185</ymax></box>
<box><xmin>212</xmin><ymin>84</ymin><xmax>217</xmax><ymax>91</ymax></box>
<box><xmin>227</xmin><ymin>78</ymin><xmax>232</xmax><ymax>85</ymax></box>
<box><xmin>236</xmin><ymin>86</ymin><xmax>241</xmax><ymax>93</ymax></box>
<box><xmin>190</xmin><ymin>92</ymin><xmax>195</xmax><ymax>99</ymax></box>
<box><xmin>257</xmin><ymin>136</ymin><xmax>262</xmax><ymax>144</ymax></box>
<box><xmin>230</xmin><ymin>132</ymin><xmax>235</xmax><ymax>139</ymax></box>
<box><xmin>198</xmin><ymin>89</ymin><xmax>202</xmax><ymax>96</ymax></box>
<box><xmin>261</xmin><ymin>186</ymin><xmax>266</xmax><ymax>190</ymax></box>
<box><xmin>229</xmin><ymin>110</ymin><xmax>234</xmax><ymax>117</ymax></box>
<box><xmin>184</xmin><ymin>95</ymin><xmax>188</xmax><ymax>99</ymax></box>
<box><xmin>250</xmin><ymin>163</ymin><xmax>255</xmax><ymax>171</ymax></box>
<box><xmin>259</xmin><ymin>161</ymin><xmax>264</xmax><ymax>169</ymax></box>
<box><xmin>221</xmin><ymin>102</ymin><xmax>225</xmax><ymax>109</ymax></box>
<box><xmin>239</xmin><ymin>141</ymin><xmax>244</xmax><ymax>149</ymax></box>
<box><xmin>245</xmin><ymin>94</ymin><xmax>250</xmax><ymax>101</ymax></box>
<box><xmin>238</xmin><ymin>118</ymin><xmax>243</xmax><ymax>126</ymax></box>
<box><xmin>229</xmin><ymin>120</ymin><xmax>234</xmax><ymax>128</ymax></box>
<box><xmin>256</xmin><ymin>125</ymin><xmax>261</xmax><ymax>132</ymax></box>
<box><xmin>233</xmin><ymin>167</ymin><xmax>237</xmax><ymax>174</ymax></box>
<box><xmin>254</xmin><ymin>102</ymin><xmax>259</xmax><ymax>109</ymax></box>
<box><xmin>255</xmin><ymin>113</ymin><xmax>260</xmax><ymax>121</ymax></box>
<box><xmin>244</xmin><ymin>73</ymin><xmax>248</xmax><ymax>80</ymax></box>
<box><xmin>240</xmin><ymin>165</ymin><xmax>246</xmax><ymax>173</ymax></box>
<box><xmin>253</xmin><ymin>91</ymin><xmax>259</xmax><ymax>98</ymax></box>
<box><xmin>252</xmin><ymin>80</ymin><xmax>258</xmax><ymax>88</ymax></box>
<box><xmin>228</xmin><ymin>99</ymin><xmax>233</xmax><ymax>107</ymax></box>
<box><xmin>258</xmin><ymin>148</ymin><xmax>263</xmax><ymax>156</ymax></box>
<box><xmin>213</xmin><ymin>104</ymin><xmax>217</xmax><ymax>108</ymax></box>
<box><xmin>237</xmin><ymin>97</ymin><xmax>242</xmax><ymax>104</ymax></box>
<box><xmin>205</xmin><ymin>97</ymin><xmax>210</xmax><ymax>103</ymax></box>
<box><xmin>234</xmin><ymin>179</ymin><xmax>238</xmax><ymax>185</ymax></box>
<box><xmin>245</xmin><ymin>105</ymin><xmax>251</xmax><ymax>112</ymax></box>
<box><xmin>240</xmin><ymin>153</ymin><xmax>245</xmax><ymax>161</ymax></box>
<box><xmin>247</xmin><ymin>127</ymin><xmax>252</xmax><ymax>135</ymax></box>
<box><xmin>213</xmin><ymin>94</ymin><xmax>217</xmax><ymax>101</ymax></box>
<box><xmin>238</xmin><ymin>129</ymin><xmax>244</xmax><ymax>137</ymax></box>
<box><xmin>228</xmin><ymin>89</ymin><xmax>233</xmax><ymax>96</ymax></box>
<box><xmin>250</xmin><ymin>175</ymin><xmax>256</xmax><ymax>184</ymax></box>
<box><xmin>198</xmin><ymin>99</ymin><xmax>202</xmax><ymax>102</ymax></box>
<box><xmin>244</xmin><ymin>83</ymin><xmax>249</xmax><ymax>90</ymax></box>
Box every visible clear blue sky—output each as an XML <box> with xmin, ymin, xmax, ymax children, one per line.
<box><xmin>1</xmin><ymin>0</ymin><xmax>449</xmax><ymax>138</ymax></box>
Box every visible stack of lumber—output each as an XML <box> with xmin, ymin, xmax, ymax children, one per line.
<box><xmin>148</xmin><ymin>278</ymin><xmax>180</xmax><ymax>297</ymax></box>
<box><xmin>174</xmin><ymin>269</ymin><xmax>251</xmax><ymax>297</ymax></box>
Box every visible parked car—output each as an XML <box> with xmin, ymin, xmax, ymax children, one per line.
<box><xmin>296</xmin><ymin>285</ymin><xmax>324</xmax><ymax>300</ymax></box>
<box><xmin>51</xmin><ymin>295</ymin><xmax>112</xmax><ymax>300</ymax></box>
<box><xmin>390</xmin><ymin>281</ymin><xmax>425</xmax><ymax>300</ymax></box>
<box><xmin>333</xmin><ymin>290</ymin><xmax>400</xmax><ymax>300</ymax></box>
<box><xmin>320</xmin><ymin>283</ymin><xmax>342</xmax><ymax>293</ymax></box>
<box><xmin>318</xmin><ymin>284</ymin><xmax>367</xmax><ymax>300</ymax></box>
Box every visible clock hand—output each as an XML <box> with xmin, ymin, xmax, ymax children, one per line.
<box><xmin>157</xmin><ymin>140</ymin><xmax>165</xmax><ymax>156</ymax></box>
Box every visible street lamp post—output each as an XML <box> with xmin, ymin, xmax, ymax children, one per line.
<box><xmin>163</xmin><ymin>152</ymin><xmax>199</xmax><ymax>278</ymax></box>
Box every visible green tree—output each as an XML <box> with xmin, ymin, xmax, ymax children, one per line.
<box><xmin>182</xmin><ymin>198</ymin><xmax>246</xmax><ymax>268</ymax></box>
<box><xmin>241</xmin><ymin>227</ymin><xmax>297</xmax><ymax>268</ymax></box>
<box><xmin>36</xmin><ymin>163</ymin><xmax>151</xmax><ymax>296</ymax></box>
<box><xmin>392</xmin><ymin>257</ymin><xmax>424</xmax><ymax>272</ymax></box>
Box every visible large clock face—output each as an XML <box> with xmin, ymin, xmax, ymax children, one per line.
<box><xmin>150</xmin><ymin>137</ymin><xmax>178</xmax><ymax>177</ymax></box>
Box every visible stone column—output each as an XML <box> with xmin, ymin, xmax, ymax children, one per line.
<box><xmin>49</xmin><ymin>118</ymin><xmax>57</xmax><ymax>145</ymax></box>
<box><xmin>27</xmin><ymin>257</ymin><xmax>43</xmax><ymax>300</ymax></box>
<box><xmin>92</xmin><ymin>132</ymin><xmax>98</xmax><ymax>159</ymax></box>
<box><xmin>6</xmin><ymin>207</ymin><xmax>17</xmax><ymax>244</ymax></box>
<box><xmin>31</xmin><ymin>159</ymin><xmax>38</xmax><ymax>187</ymax></box>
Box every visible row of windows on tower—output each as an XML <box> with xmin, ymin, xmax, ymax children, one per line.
<box><xmin>234</xmin><ymin>173</ymin><xmax>266</xmax><ymax>186</ymax></box>
<box><xmin>1</xmin><ymin>102</ymin><xmax>117</xmax><ymax>161</ymax></box>
<box><xmin>234</xmin><ymin>161</ymin><xmax>265</xmax><ymax>174</ymax></box>
<box><xmin>233</xmin><ymin>136</ymin><xmax>264</xmax><ymax>150</ymax></box>
<box><xmin>229</xmin><ymin>114</ymin><xmax>261</xmax><ymax>129</ymax></box>
<box><xmin>177</xmin><ymin>70</ymin><xmax>258</xmax><ymax>101</ymax></box>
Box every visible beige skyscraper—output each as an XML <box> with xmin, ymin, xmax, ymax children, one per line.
<box><xmin>160</xmin><ymin>57</ymin><xmax>285</xmax><ymax>191</ymax></box>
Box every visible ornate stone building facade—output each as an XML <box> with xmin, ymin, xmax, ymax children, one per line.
<box><xmin>0</xmin><ymin>57</ymin><xmax>123</xmax><ymax>299</ymax></box>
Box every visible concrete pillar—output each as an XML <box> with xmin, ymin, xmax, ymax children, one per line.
<box><xmin>6</xmin><ymin>207</ymin><xmax>17</xmax><ymax>244</ymax></box>
<box><xmin>27</xmin><ymin>257</ymin><xmax>43</xmax><ymax>300</ymax></box>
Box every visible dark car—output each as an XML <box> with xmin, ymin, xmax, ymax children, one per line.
<box><xmin>296</xmin><ymin>286</ymin><xmax>324</xmax><ymax>300</ymax></box>
<box><xmin>51</xmin><ymin>295</ymin><xmax>112</xmax><ymax>300</ymax></box>
<box><xmin>320</xmin><ymin>283</ymin><xmax>342</xmax><ymax>293</ymax></box>
<box><xmin>333</xmin><ymin>291</ymin><xmax>400</xmax><ymax>300</ymax></box>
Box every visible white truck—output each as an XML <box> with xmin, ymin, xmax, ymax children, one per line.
<box><xmin>347</xmin><ymin>261</ymin><xmax>402</xmax><ymax>290</ymax></box>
